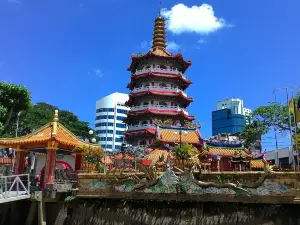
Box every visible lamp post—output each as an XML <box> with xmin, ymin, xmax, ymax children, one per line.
<box><xmin>15</xmin><ymin>111</ymin><xmax>22</xmax><ymax>137</ymax></box>
<box><xmin>9</xmin><ymin>147</ymin><xmax>14</xmax><ymax>173</ymax></box>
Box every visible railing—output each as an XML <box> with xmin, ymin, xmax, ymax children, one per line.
<box><xmin>0</xmin><ymin>174</ymin><xmax>30</xmax><ymax>203</ymax></box>
<box><xmin>54</xmin><ymin>169</ymin><xmax>78</xmax><ymax>184</ymax></box>
<box><xmin>131</xmin><ymin>86</ymin><xmax>188</xmax><ymax>97</ymax></box>
<box><xmin>127</xmin><ymin>124</ymin><xmax>156</xmax><ymax>131</ymax></box>
<box><xmin>130</xmin><ymin>105</ymin><xmax>189</xmax><ymax>115</ymax></box>
<box><xmin>135</xmin><ymin>67</ymin><xmax>180</xmax><ymax>76</ymax></box>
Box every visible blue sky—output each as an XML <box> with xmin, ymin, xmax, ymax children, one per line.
<box><xmin>0</xmin><ymin>0</ymin><xmax>299</xmax><ymax>150</ymax></box>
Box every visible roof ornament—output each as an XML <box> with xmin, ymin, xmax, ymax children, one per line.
<box><xmin>53</xmin><ymin>110</ymin><xmax>59</xmax><ymax>122</ymax></box>
<box><xmin>52</xmin><ymin>110</ymin><xmax>59</xmax><ymax>136</ymax></box>
<box><xmin>151</xmin><ymin>0</ymin><xmax>167</xmax><ymax>50</ymax></box>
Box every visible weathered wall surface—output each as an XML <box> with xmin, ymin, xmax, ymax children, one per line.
<box><xmin>58</xmin><ymin>199</ymin><xmax>300</xmax><ymax>225</ymax></box>
<box><xmin>77</xmin><ymin>172</ymin><xmax>300</xmax><ymax>204</ymax></box>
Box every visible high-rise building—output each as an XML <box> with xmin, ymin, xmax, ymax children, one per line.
<box><xmin>95</xmin><ymin>92</ymin><xmax>130</xmax><ymax>151</ymax></box>
<box><xmin>124</xmin><ymin>14</ymin><xmax>201</xmax><ymax>147</ymax></box>
<box><xmin>212</xmin><ymin>98</ymin><xmax>251</xmax><ymax>136</ymax></box>
<box><xmin>216</xmin><ymin>98</ymin><xmax>251</xmax><ymax>117</ymax></box>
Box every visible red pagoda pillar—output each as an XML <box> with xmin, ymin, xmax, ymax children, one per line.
<box><xmin>44</xmin><ymin>143</ymin><xmax>58</xmax><ymax>186</ymax></box>
<box><xmin>14</xmin><ymin>149</ymin><xmax>26</xmax><ymax>174</ymax></box>
<box><xmin>75</xmin><ymin>153</ymin><xmax>83</xmax><ymax>171</ymax></box>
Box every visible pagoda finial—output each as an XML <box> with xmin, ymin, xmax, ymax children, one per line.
<box><xmin>152</xmin><ymin>2</ymin><xmax>167</xmax><ymax>50</ymax></box>
<box><xmin>53</xmin><ymin>110</ymin><xmax>59</xmax><ymax>122</ymax></box>
<box><xmin>51</xmin><ymin>110</ymin><xmax>59</xmax><ymax>136</ymax></box>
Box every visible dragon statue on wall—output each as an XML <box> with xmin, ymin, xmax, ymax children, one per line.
<box><xmin>102</xmin><ymin>153</ymin><xmax>274</xmax><ymax>196</ymax></box>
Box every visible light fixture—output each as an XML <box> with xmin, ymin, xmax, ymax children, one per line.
<box><xmin>89</xmin><ymin>130</ymin><xmax>94</xmax><ymax>135</ymax></box>
<box><xmin>91</xmin><ymin>138</ymin><xmax>96</xmax><ymax>143</ymax></box>
<box><xmin>297</xmin><ymin>123</ymin><xmax>300</xmax><ymax>129</ymax></box>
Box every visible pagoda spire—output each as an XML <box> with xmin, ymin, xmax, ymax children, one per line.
<box><xmin>151</xmin><ymin>10</ymin><xmax>167</xmax><ymax>50</ymax></box>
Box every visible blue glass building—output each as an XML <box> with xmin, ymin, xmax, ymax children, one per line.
<box><xmin>212</xmin><ymin>109</ymin><xmax>246</xmax><ymax>135</ymax></box>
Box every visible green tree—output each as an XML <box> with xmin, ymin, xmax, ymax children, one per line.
<box><xmin>240</xmin><ymin>99</ymin><xmax>299</xmax><ymax>150</ymax></box>
<box><xmin>0</xmin><ymin>82</ymin><xmax>31</xmax><ymax>136</ymax></box>
<box><xmin>173</xmin><ymin>143</ymin><xmax>198</xmax><ymax>159</ymax></box>
<box><xmin>19</xmin><ymin>102</ymin><xmax>99</xmax><ymax>141</ymax></box>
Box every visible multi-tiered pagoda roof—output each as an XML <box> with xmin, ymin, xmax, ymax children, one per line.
<box><xmin>124</xmin><ymin>13</ymin><xmax>200</xmax><ymax>147</ymax></box>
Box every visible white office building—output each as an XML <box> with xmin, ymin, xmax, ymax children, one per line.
<box><xmin>95</xmin><ymin>92</ymin><xmax>130</xmax><ymax>151</ymax></box>
<box><xmin>216</xmin><ymin>98</ymin><xmax>252</xmax><ymax>116</ymax></box>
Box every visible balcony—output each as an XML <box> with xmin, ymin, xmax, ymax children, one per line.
<box><xmin>127</xmin><ymin>124</ymin><xmax>156</xmax><ymax>131</ymax></box>
<box><xmin>130</xmin><ymin>105</ymin><xmax>189</xmax><ymax>115</ymax></box>
<box><xmin>134</xmin><ymin>67</ymin><xmax>185</xmax><ymax>77</ymax></box>
<box><xmin>131</xmin><ymin>86</ymin><xmax>187</xmax><ymax>97</ymax></box>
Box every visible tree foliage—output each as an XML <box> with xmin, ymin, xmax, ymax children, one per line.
<box><xmin>0</xmin><ymin>82</ymin><xmax>31</xmax><ymax>135</ymax></box>
<box><xmin>240</xmin><ymin>97</ymin><xmax>299</xmax><ymax>150</ymax></box>
<box><xmin>18</xmin><ymin>102</ymin><xmax>99</xmax><ymax>141</ymax></box>
<box><xmin>173</xmin><ymin>143</ymin><xmax>198</xmax><ymax>159</ymax></box>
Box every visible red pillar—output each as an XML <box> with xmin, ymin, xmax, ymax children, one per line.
<box><xmin>14</xmin><ymin>150</ymin><xmax>26</xmax><ymax>174</ymax></box>
<box><xmin>75</xmin><ymin>153</ymin><xmax>82</xmax><ymax>171</ymax></box>
<box><xmin>44</xmin><ymin>147</ymin><xmax>57</xmax><ymax>186</ymax></box>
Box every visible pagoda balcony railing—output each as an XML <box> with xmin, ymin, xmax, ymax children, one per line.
<box><xmin>130</xmin><ymin>105</ymin><xmax>189</xmax><ymax>115</ymax></box>
<box><xmin>131</xmin><ymin>86</ymin><xmax>187</xmax><ymax>97</ymax></box>
<box><xmin>134</xmin><ymin>67</ymin><xmax>186</xmax><ymax>78</ymax></box>
<box><xmin>127</xmin><ymin>124</ymin><xmax>156</xmax><ymax>131</ymax></box>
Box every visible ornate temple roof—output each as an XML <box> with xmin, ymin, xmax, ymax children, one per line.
<box><xmin>127</xmin><ymin>109</ymin><xmax>194</xmax><ymax>121</ymax></box>
<box><xmin>158</xmin><ymin>129</ymin><xmax>202</xmax><ymax>145</ymax></box>
<box><xmin>127</xmin><ymin>15</ymin><xmax>191</xmax><ymax>72</ymax></box>
<box><xmin>0</xmin><ymin>110</ymin><xmax>100</xmax><ymax>151</ymax></box>
<box><xmin>250</xmin><ymin>159</ymin><xmax>265</xmax><ymax>169</ymax></box>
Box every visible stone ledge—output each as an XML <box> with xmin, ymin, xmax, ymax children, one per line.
<box><xmin>76</xmin><ymin>192</ymin><xmax>299</xmax><ymax>204</ymax></box>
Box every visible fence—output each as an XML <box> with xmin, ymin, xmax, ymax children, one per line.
<box><xmin>0</xmin><ymin>174</ymin><xmax>30</xmax><ymax>203</ymax></box>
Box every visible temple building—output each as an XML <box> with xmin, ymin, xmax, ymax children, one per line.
<box><xmin>124</xmin><ymin>13</ymin><xmax>203</xmax><ymax>148</ymax></box>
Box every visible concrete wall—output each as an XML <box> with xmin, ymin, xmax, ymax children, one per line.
<box><xmin>35</xmin><ymin>154</ymin><xmax>75</xmax><ymax>174</ymax></box>
<box><xmin>60</xmin><ymin>199</ymin><xmax>300</xmax><ymax>225</ymax></box>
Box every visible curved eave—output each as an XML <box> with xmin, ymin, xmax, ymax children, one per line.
<box><xmin>127</xmin><ymin>72</ymin><xmax>192</xmax><ymax>90</ymax></box>
<box><xmin>127</xmin><ymin>51</ymin><xmax>192</xmax><ymax>72</ymax></box>
<box><xmin>128</xmin><ymin>90</ymin><xmax>193</xmax><ymax>106</ymax></box>
<box><xmin>125</xmin><ymin>128</ymin><xmax>156</xmax><ymax>137</ymax></box>
<box><xmin>127</xmin><ymin>109</ymin><xmax>194</xmax><ymax>120</ymax></box>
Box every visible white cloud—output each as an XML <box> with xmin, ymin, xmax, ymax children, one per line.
<box><xmin>92</xmin><ymin>69</ymin><xmax>103</xmax><ymax>78</ymax></box>
<box><xmin>166</xmin><ymin>41</ymin><xmax>180</xmax><ymax>51</ymax></box>
<box><xmin>161</xmin><ymin>3</ymin><xmax>229</xmax><ymax>35</ymax></box>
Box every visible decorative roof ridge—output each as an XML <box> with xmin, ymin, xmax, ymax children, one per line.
<box><xmin>144</xmin><ymin>148</ymin><xmax>167</xmax><ymax>160</ymax></box>
<box><xmin>158</xmin><ymin>126</ymin><xmax>198</xmax><ymax>131</ymax></box>
<box><xmin>206</xmin><ymin>144</ymin><xmax>246</xmax><ymax>150</ymax></box>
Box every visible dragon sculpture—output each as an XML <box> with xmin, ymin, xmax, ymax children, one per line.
<box><xmin>127</xmin><ymin>154</ymin><xmax>274</xmax><ymax>196</ymax></box>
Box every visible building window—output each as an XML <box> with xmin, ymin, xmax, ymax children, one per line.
<box><xmin>95</xmin><ymin>122</ymin><xmax>113</xmax><ymax>127</ymax></box>
<box><xmin>115</xmin><ymin>137</ymin><xmax>123</xmax><ymax>142</ymax></box>
<box><xmin>117</xmin><ymin>109</ymin><xmax>128</xmax><ymax>114</ymax></box>
<box><xmin>158</xmin><ymin>101</ymin><xmax>168</xmax><ymax>106</ymax></box>
<box><xmin>96</xmin><ymin>130</ymin><xmax>113</xmax><ymax>134</ymax></box>
<box><xmin>106</xmin><ymin>145</ymin><xmax>113</xmax><ymax>149</ymax></box>
<box><xmin>96</xmin><ymin>115</ymin><xmax>114</xmax><ymax>120</ymax></box>
<box><xmin>96</xmin><ymin>108</ymin><xmax>114</xmax><ymax>113</ymax></box>
<box><xmin>116</xmin><ymin>116</ymin><xmax>126</xmax><ymax>121</ymax></box>
<box><xmin>143</xmin><ymin>102</ymin><xmax>149</xmax><ymax>106</ymax></box>
<box><xmin>141</xmin><ymin>120</ymin><xmax>148</xmax><ymax>125</ymax></box>
<box><xmin>100</xmin><ymin>137</ymin><xmax>106</xmax><ymax>141</ymax></box>
<box><xmin>107</xmin><ymin>137</ymin><xmax>113</xmax><ymax>141</ymax></box>
<box><xmin>114</xmin><ymin>145</ymin><xmax>121</xmax><ymax>150</ymax></box>
<box><xmin>116</xmin><ymin>130</ymin><xmax>124</xmax><ymax>135</ymax></box>
<box><xmin>159</xmin><ymin>83</ymin><xmax>167</xmax><ymax>88</ymax></box>
<box><xmin>116</xmin><ymin>123</ymin><xmax>126</xmax><ymax>128</ymax></box>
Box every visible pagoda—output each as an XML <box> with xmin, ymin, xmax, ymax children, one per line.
<box><xmin>125</xmin><ymin>13</ymin><xmax>202</xmax><ymax>147</ymax></box>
